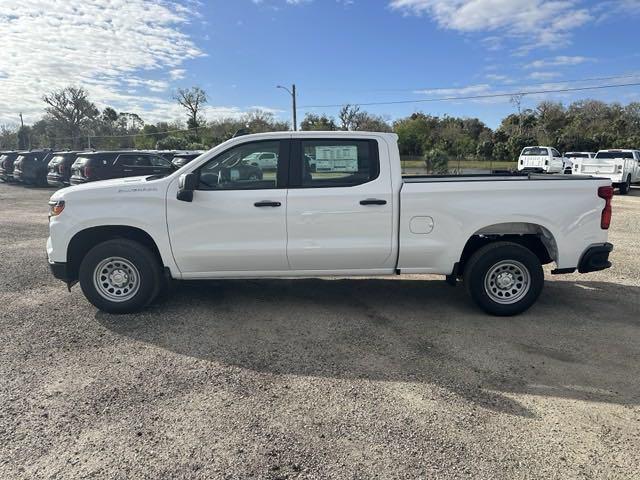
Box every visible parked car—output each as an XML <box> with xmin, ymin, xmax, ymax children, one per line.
<box><xmin>573</xmin><ymin>149</ymin><xmax>640</xmax><ymax>194</ymax></box>
<box><xmin>563</xmin><ymin>152</ymin><xmax>596</xmax><ymax>174</ymax></box>
<box><xmin>48</xmin><ymin>132</ymin><xmax>613</xmax><ymax>317</ymax></box>
<box><xmin>199</xmin><ymin>150</ymin><xmax>263</xmax><ymax>186</ymax></box>
<box><xmin>47</xmin><ymin>151</ymin><xmax>82</xmax><ymax>187</ymax></box>
<box><xmin>0</xmin><ymin>151</ymin><xmax>20</xmax><ymax>182</ymax></box>
<box><xmin>13</xmin><ymin>150</ymin><xmax>54</xmax><ymax>186</ymax></box>
<box><xmin>69</xmin><ymin>151</ymin><xmax>174</xmax><ymax>185</ymax></box>
<box><xmin>517</xmin><ymin>146</ymin><xmax>564</xmax><ymax>173</ymax></box>
<box><xmin>243</xmin><ymin>151</ymin><xmax>279</xmax><ymax>170</ymax></box>
<box><xmin>171</xmin><ymin>152</ymin><xmax>205</xmax><ymax>169</ymax></box>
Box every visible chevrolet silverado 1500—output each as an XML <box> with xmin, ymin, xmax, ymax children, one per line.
<box><xmin>47</xmin><ymin>132</ymin><xmax>614</xmax><ymax>316</ymax></box>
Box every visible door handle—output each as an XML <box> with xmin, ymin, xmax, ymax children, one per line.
<box><xmin>254</xmin><ymin>201</ymin><xmax>282</xmax><ymax>208</ymax></box>
<box><xmin>360</xmin><ymin>199</ymin><xmax>387</xmax><ymax>206</ymax></box>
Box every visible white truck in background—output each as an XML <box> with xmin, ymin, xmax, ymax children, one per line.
<box><xmin>564</xmin><ymin>152</ymin><xmax>596</xmax><ymax>174</ymax></box>
<box><xmin>518</xmin><ymin>146</ymin><xmax>565</xmax><ymax>174</ymax></box>
<box><xmin>47</xmin><ymin>132</ymin><xmax>614</xmax><ymax>317</ymax></box>
<box><xmin>573</xmin><ymin>149</ymin><xmax>640</xmax><ymax>194</ymax></box>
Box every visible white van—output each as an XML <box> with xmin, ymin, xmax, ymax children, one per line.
<box><xmin>518</xmin><ymin>146</ymin><xmax>564</xmax><ymax>174</ymax></box>
<box><xmin>573</xmin><ymin>149</ymin><xmax>640</xmax><ymax>194</ymax></box>
<box><xmin>563</xmin><ymin>152</ymin><xmax>596</xmax><ymax>174</ymax></box>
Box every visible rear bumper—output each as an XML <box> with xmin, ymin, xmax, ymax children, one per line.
<box><xmin>552</xmin><ymin>243</ymin><xmax>613</xmax><ymax>275</ymax></box>
<box><xmin>578</xmin><ymin>243</ymin><xmax>613</xmax><ymax>273</ymax></box>
<box><xmin>47</xmin><ymin>173</ymin><xmax>66</xmax><ymax>187</ymax></box>
<box><xmin>70</xmin><ymin>176</ymin><xmax>88</xmax><ymax>185</ymax></box>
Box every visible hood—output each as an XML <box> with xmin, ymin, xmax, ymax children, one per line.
<box><xmin>50</xmin><ymin>176</ymin><xmax>162</xmax><ymax>201</ymax></box>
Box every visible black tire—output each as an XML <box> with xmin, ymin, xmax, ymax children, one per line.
<box><xmin>79</xmin><ymin>239</ymin><xmax>162</xmax><ymax>314</ymax></box>
<box><xmin>619</xmin><ymin>175</ymin><xmax>631</xmax><ymax>195</ymax></box>
<box><xmin>464</xmin><ymin>242</ymin><xmax>544</xmax><ymax>316</ymax></box>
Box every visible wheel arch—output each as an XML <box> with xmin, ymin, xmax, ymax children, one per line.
<box><xmin>455</xmin><ymin>222</ymin><xmax>558</xmax><ymax>276</ymax></box>
<box><xmin>66</xmin><ymin>225</ymin><xmax>165</xmax><ymax>282</ymax></box>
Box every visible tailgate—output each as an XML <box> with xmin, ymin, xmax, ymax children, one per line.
<box><xmin>581</xmin><ymin>161</ymin><xmax>616</xmax><ymax>174</ymax></box>
<box><xmin>521</xmin><ymin>156</ymin><xmax>544</xmax><ymax>167</ymax></box>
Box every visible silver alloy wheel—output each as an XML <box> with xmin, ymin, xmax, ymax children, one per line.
<box><xmin>484</xmin><ymin>260</ymin><xmax>531</xmax><ymax>305</ymax></box>
<box><xmin>93</xmin><ymin>257</ymin><xmax>140</xmax><ymax>303</ymax></box>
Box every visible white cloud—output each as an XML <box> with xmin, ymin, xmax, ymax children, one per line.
<box><xmin>529</xmin><ymin>71</ymin><xmax>561</xmax><ymax>81</ymax></box>
<box><xmin>169</xmin><ymin>69</ymin><xmax>187</xmax><ymax>81</ymax></box>
<box><xmin>525</xmin><ymin>55</ymin><xmax>594</xmax><ymax>69</ymax></box>
<box><xmin>414</xmin><ymin>84</ymin><xmax>492</xmax><ymax>96</ymax></box>
<box><xmin>0</xmin><ymin>0</ymin><xmax>206</xmax><ymax>125</ymax></box>
<box><xmin>389</xmin><ymin>0</ymin><xmax>592</xmax><ymax>51</ymax></box>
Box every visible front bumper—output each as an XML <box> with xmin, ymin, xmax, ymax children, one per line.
<box><xmin>49</xmin><ymin>261</ymin><xmax>73</xmax><ymax>282</ymax></box>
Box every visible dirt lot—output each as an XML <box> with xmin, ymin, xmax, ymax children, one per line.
<box><xmin>1</xmin><ymin>182</ymin><xmax>639</xmax><ymax>479</ymax></box>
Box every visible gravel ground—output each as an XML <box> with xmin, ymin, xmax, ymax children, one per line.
<box><xmin>1</xmin><ymin>181</ymin><xmax>639</xmax><ymax>479</ymax></box>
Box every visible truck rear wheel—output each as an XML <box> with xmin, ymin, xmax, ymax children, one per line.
<box><xmin>464</xmin><ymin>242</ymin><xmax>544</xmax><ymax>316</ymax></box>
<box><xmin>78</xmin><ymin>239</ymin><xmax>162</xmax><ymax>314</ymax></box>
<box><xmin>619</xmin><ymin>175</ymin><xmax>631</xmax><ymax>195</ymax></box>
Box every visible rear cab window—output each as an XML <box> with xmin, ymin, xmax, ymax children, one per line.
<box><xmin>596</xmin><ymin>151</ymin><xmax>634</xmax><ymax>160</ymax></box>
<box><xmin>521</xmin><ymin>147</ymin><xmax>549</xmax><ymax>156</ymax></box>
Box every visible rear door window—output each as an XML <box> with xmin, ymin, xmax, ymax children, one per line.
<box><xmin>294</xmin><ymin>139</ymin><xmax>379</xmax><ymax>188</ymax></box>
<box><xmin>118</xmin><ymin>154</ymin><xmax>152</xmax><ymax>167</ymax></box>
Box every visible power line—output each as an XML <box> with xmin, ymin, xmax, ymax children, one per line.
<box><xmin>301</xmin><ymin>73</ymin><xmax>640</xmax><ymax>95</ymax></box>
<box><xmin>50</xmin><ymin>125</ymin><xmax>200</xmax><ymax>142</ymax></box>
<box><xmin>298</xmin><ymin>81</ymin><xmax>640</xmax><ymax>110</ymax></box>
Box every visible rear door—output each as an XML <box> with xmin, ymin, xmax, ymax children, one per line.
<box><xmin>115</xmin><ymin>154</ymin><xmax>155</xmax><ymax>178</ymax></box>
<box><xmin>286</xmin><ymin>138</ymin><xmax>395</xmax><ymax>271</ymax></box>
<box><xmin>148</xmin><ymin>154</ymin><xmax>174</xmax><ymax>175</ymax></box>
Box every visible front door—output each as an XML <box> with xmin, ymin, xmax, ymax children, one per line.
<box><xmin>167</xmin><ymin>139</ymin><xmax>290</xmax><ymax>276</ymax></box>
<box><xmin>286</xmin><ymin>138</ymin><xmax>395</xmax><ymax>271</ymax></box>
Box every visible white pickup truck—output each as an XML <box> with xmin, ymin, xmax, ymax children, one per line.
<box><xmin>47</xmin><ymin>132</ymin><xmax>614</xmax><ymax>316</ymax></box>
<box><xmin>518</xmin><ymin>146</ymin><xmax>565</xmax><ymax>174</ymax></box>
<box><xmin>572</xmin><ymin>149</ymin><xmax>640</xmax><ymax>194</ymax></box>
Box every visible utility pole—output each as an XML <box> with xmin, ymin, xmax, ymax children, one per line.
<box><xmin>277</xmin><ymin>84</ymin><xmax>298</xmax><ymax>131</ymax></box>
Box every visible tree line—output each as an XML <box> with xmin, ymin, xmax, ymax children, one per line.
<box><xmin>1</xmin><ymin>86</ymin><xmax>640</xmax><ymax>165</ymax></box>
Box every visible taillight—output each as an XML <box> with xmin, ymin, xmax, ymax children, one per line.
<box><xmin>598</xmin><ymin>186</ymin><xmax>613</xmax><ymax>230</ymax></box>
<box><xmin>83</xmin><ymin>166</ymin><xmax>92</xmax><ymax>178</ymax></box>
<box><xmin>58</xmin><ymin>164</ymin><xmax>65</xmax><ymax>174</ymax></box>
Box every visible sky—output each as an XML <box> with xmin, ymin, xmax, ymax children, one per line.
<box><xmin>1</xmin><ymin>0</ymin><xmax>640</xmax><ymax>129</ymax></box>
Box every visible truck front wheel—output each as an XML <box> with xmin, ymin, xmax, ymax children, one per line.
<box><xmin>78</xmin><ymin>239</ymin><xmax>162</xmax><ymax>314</ymax></box>
<box><xmin>464</xmin><ymin>242</ymin><xmax>544</xmax><ymax>316</ymax></box>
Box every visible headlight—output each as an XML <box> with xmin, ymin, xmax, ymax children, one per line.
<box><xmin>49</xmin><ymin>200</ymin><xmax>65</xmax><ymax>217</ymax></box>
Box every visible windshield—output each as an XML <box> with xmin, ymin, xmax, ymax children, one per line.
<box><xmin>522</xmin><ymin>147</ymin><xmax>548</xmax><ymax>156</ymax></box>
<box><xmin>596</xmin><ymin>151</ymin><xmax>634</xmax><ymax>159</ymax></box>
<box><xmin>50</xmin><ymin>156</ymin><xmax>65</xmax><ymax>163</ymax></box>
<box><xmin>565</xmin><ymin>153</ymin><xmax>589</xmax><ymax>158</ymax></box>
<box><xmin>73</xmin><ymin>156</ymin><xmax>90</xmax><ymax>166</ymax></box>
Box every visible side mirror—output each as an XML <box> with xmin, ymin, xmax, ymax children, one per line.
<box><xmin>177</xmin><ymin>173</ymin><xmax>198</xmax><ymax>202</ymax></box>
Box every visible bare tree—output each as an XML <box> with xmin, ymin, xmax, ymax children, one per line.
<box><xmin>174</xmin><ymin>87</ymin><xmax>208</xmax><ymax>134</ymax></box>
<box><xmin>43</xmin><ymin>87</ymin><xmax>98</xmax><ymax>148</ymax></box>
<box><xmin>510</xmin><ymin>94</ymin><xmax>525</xmax><ymax>135</ymax></box>
<box><xmin>339</xmin><ymin>104</ymin><xmax>362</xmax><ymax>131</ymax></box>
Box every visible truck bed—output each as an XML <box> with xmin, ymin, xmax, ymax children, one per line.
<box><xmin>402</xmin><ymin>173</ymin><xmax>604</xmax><ymax>183</ymax></box>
